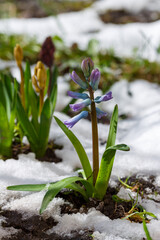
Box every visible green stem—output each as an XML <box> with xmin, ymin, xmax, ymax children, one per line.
<box><xmin>19</xmin><ymin>64</ymin><xmax>25</xmax><ymax>109</ymax></box>
<box><xmin>89</xmin><ymin>86</ymin><xmax>99</xmax><ymax>185</ymax></box>
<box><xmin>47</xmin><ymin>67</ymin><xmax>52</xmax><ymax>97</ymax></box>
<box><xmin>40</xmin><ymin>89</ymin><xmax>44</xmax><ymax>115</ymax></box>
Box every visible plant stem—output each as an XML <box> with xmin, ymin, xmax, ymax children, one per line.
<box><xmin>19</xmin><ymin>64</ymin><xmax>25</xmax><ymax>109</ymax></box>
<box><xmin>89</xmin><ymin>86</ymin><xmax>99</xmax><ymax>185</ymax></box>
<box><xmin>40</xmin><ymin>89</ymin><xmax>44</xmax><ymax>114</ymax></box>
<box><xmin>47</xmin><ymin>67</ymin><xmax>52</xmax><ymax>97</ymax></box>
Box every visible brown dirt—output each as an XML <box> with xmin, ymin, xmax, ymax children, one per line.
<box><xmin>120</xmin><ymin>175</ymin><xmax>160</xmax><ymax>200</ymax></box>
<box><xmin>1</xmin><ymin>210</ymin><xmax>93</xmax><ymax>240</ymax></box>
<box><xmin>99</xmin><ymin>9</ymin><xmax>160</xmax><ymax>24</ymax></box>
<box><xmin>11</xmin><ymin>140</ymin><xmax>62</xmax><ymax>163</ymax></box>
<box><xmin>59</xmin><ymin>187</ymin><xmax>132</xmax><ymax>219</ymax></box>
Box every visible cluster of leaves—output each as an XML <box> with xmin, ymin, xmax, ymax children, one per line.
<box><xmin>0</xmin><ymin>73</ymin><xmax>17</xmax><ymax>158</ymax></box>
<box><xmin>16</xmin><ymin>62</ymin><xmax>57</xmax><ymax>158</ymax></box>
<box><xmin>0</xmin><ymin>61</ymin><xmax>57</xmax><ymax>159</ymax></box>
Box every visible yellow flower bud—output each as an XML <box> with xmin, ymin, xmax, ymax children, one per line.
<box><xmin>37</xmin><ymin>69</ymin><xmax>46</xmax><ymax>88</ymax></box>
<box><xmin>32</xmin><ymin>61</ymin><xmax>47</xmax><ymax>93</ymax></box>
<box><xmin>32</xmin><ymin>76</ymin><xmax>40</xmax><ymax>93</ymax></box>
<box><xmin>14</xmin><ymin>44</ymin><xmax>23</xmax><ymax>67</ymax></box>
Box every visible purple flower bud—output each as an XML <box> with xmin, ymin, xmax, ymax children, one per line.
<box><xmin>96</xmin><ymin>108</ymin><xmax>107</xmax><ymax>119</ymax></box>
<box><xmin>94</xmin><ymin>91</ymin><xmax>113</xmax><ymax>103</ymax></box>
<box><xmin>70</xmin><ymin>71</ymin><xmax>87</xmax><ymax>89</ymax></box>
<box><xmin>70</xmin><ymin>98</ymin><xmax>91</xmax><ymax>112</ymax></box>
<box><xmin>67</xmin><ymin>91</ymin><xmax>89</xmax><ymax>100</ymax></box>
<box><xmin>90</xmin><ymin>69</ymin><xmax>101</xmax><ymax>90</ymax></box>
<box><xmin>81</xmin><ymin>58</ymin><xmax>94</xmax><ymax>78</ymax></box>
<box><xmin>64</xmin><ymin>111</ymin><xmax>88</xmax><ymax>129</ymax></box>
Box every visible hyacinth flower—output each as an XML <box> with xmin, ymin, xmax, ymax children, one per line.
<box><xmin>64</xmin><ymin>60</ymin><xmax>113</xmax><ymax>184</ymax></box>
<box><xmin>8</xmin><ymin>58</ymin><xmax>129</xmax><ymax>214</ymax></box>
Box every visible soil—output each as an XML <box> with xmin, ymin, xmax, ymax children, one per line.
<box><xmin>1</xmin><ymin>210</ymin><xmax>93</xmax><ymax>240</ymax></box>
<box><xmin>11</xmin><ymin>141</ymin><xmax>62</xmax><ymax>163</ymax></box>
<box><xmin>59</xmin><ymin>186</ymin><xmax>132</xmax><ymax>219</ymax></box>
<box><xmin>120</xmin><ymin>175</ymin><xmax>160</xmax><ymax>200</ymax></box>
<box><xmin>99</xmin><ymin>9</ymin><xmax>160</xmax><ymax>24</ymax></box>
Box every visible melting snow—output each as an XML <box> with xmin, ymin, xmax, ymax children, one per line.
<box><xmin>0</xmin><ymin>0</ymin><xmax>160</xmax><ymax>239</ymax></box>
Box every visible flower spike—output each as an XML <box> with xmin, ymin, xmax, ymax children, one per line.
<box><xmin>94</xmin><ymin>91</ymin><xmax>113</xmax><ymax>103</ymax></box>
<box><xmin>64</xmin><ymin>111</ymin><xmax>88</xmax><ymax>128</ymax></box>
<box><xmin>67</xmin><ymin>91</ymin><xmax>89</xmax><ymax>100</ymax></box>
<box><xmin>70</xmin><ymin>71</ymin><xmax>87</xmax><ymax>89</ymax></box>
<box><xmin>70</xmin><ymin>98</ymin><xmax>91</xmax><ymax>112</ymax></box>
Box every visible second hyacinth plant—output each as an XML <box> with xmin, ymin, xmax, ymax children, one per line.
<box><xmin>8</xmin><ymin>58</ymin><xmax>130</xmax><ymax>213</ymax></box>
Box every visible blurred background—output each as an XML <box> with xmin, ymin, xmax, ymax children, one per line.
<box><xmin>0</xmin><ymin>0</ymin><xmax>160</xmax><ymax>92</ymax></box>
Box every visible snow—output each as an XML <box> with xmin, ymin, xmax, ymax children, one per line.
<box><xmin>0</xmin><ymin>78</ymin><xmax>159</xmax><ymax>239</ymax></box>
<box><xmin>0</xmin><ymin>0</ymin><xmax>160</xmax><ymax>239</ymax></box>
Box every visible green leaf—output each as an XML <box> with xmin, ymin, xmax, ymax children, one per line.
<box><xmin>143</xmin><ymin>220</ymin><xmax>152</xmax><ymax>240</ymax></box>
<box><xmin>9</xmin><ymin>80</ymin><xmax>17</xmax><ymax>133</ymax></box>
<box><xmin>24</xmin><ymin>61</ymin><xmax>31</xmax><ymax>112</ymax></box>
<box><xmin>143</xmin><ymin>212</ymin><xmax>157</xmax><ymax>219</ymax></box>
<box><xmin>94</xmin><ymin>105</ymin><xmax>130</xmax><ymax>199</ymax></box>
<box><xmin>16</xmin><ymin>95</ymin><xmax>39</xmax><ymax>151</ymax></box>
<box><xmin>95</xmin><ymin>144</ymin><xmax>130</xmax><ymax>199</ymax></box>
<box><xmin>54</xmin><ymin>116</ymin><xmax>93</xmax><ymax>184</ymax></box>
<box><xmin>3</xmin><ymin>74</ymin><xmax>14</xmax><ymax>102</ymax></box>
<box><xmin>7</xmin><ymin>184</ymin><xmax>46</xmax><ymax>192</ymax></box>
<box><xmin>40</xmin><ymin>176</ymin><xmax>93</xmax><ymax>214</ymax></box>
<box><xmin>0</xmin><ymin>103</ymin><xmax>12</xmax><ymax>157</ymax></box>
<box><xmin>2</xmin><ymin>80</ymin><xmax>11</xmax><ymax>121</ymax></box>
<box><xmin>29</xmin><ymin>82</ymin><xmax>39</xmax><ymax>132</ymax></box>
<box><xmin>103</xmin><ymin>144</ymin><xmax>130</xmax><ymax>160</ymax></box>
<box><xmin>44</xmin><ymin>68</ymin><xmax>50</xmax><ymax>96</ymax></box>
<box><xmin>106</xmin><ymin>104</ymin><xmax>118</xmax><ymax>149</ymax></box>
<box><xmin>50</xmin><ymin>66</ymin><xmax>58</xmax><ymax>100</ymax></box>
<box><xmin>50</xmin><ymin>83</ymin><xmax>57</xmax><ymax>114</ymax></box>
<box><xmin>0</xmin><ymin>81</ymin><xmax>6</xmax><ymax>111</ymax></box>
<box><xmin>36</xmin><ymin>99</ymin><xmax>52</xmax><ymax>158</ymax></box>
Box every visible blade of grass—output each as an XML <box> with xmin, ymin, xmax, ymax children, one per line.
<box><xmin>54</xmin><ymin>116</ymin><xmax>93</xmax><ymax>184</ymax></box>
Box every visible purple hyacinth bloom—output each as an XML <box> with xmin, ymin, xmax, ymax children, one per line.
<box><xmin>70</xmin><ymin>71</ymin><xmax>87</xmax><ymax>89</ymax></box>
<box><xmin>64</xmin><ymin>111</ymin><xmax>89</xmax><ymax>129</ymax></box>
<box><xmin>94</xmin><ymin>91</ymin><xmax>113</xmax><ymax>103</ymax></box>
<box><xmin>67</xmin><ymin>91</ymin><xmax>89</xmax><ymax>100</ymax></box>
<box><xmin>81</xmin><ymin>58</ymin><xmax>94</xmax><ymax>78</ymax></box>
<box><xmin>70</xmin><ymin>98</ymin><xmax>91</xmax><ymax>112</ymax></box>
<box><xmin>96</xmin><ymin>108</ymin><xmax>107</xmax><ymax>119</ymax></box>
<box><xmin>90</xmin><ymin>69</ymin><xmax>101</xmax><ymax>90</ymax></box>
